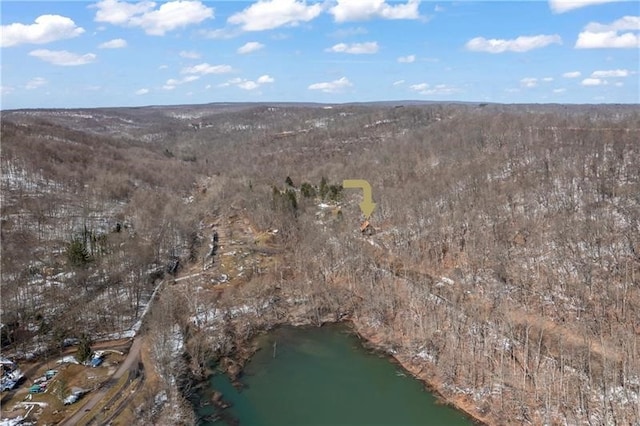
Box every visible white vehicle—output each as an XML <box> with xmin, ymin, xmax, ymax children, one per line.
<box><xmin>64</xmin><ymin>388</ymin><xmax>86</xmax><ymax>405</ymax></box>
<box><xmin>63</xmin><ymin>393</ymin><xmax>79</xmax><ymax>405</ymax></box>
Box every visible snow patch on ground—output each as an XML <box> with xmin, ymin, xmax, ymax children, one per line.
<box><xmin>57</xmin><ymin>355</ymin><xmax>79</xmax><ymax>365</ymax></box>
<box><xmin>435</xmin><ymin>276</ymin><xmax>454</xmax><ymax>287</ymax></box>
<box><xmin>98</xmin><ymin>329</ymin><xmax>136</xmax><ymax>341</ymax></box>
<box><xmin>0</xmin><ymin>416</ymin><xmax>25</xmax><ymax>426</ymax></box>
<box><xmin>168</xmin><ymin>324</ymin><xmax>184</xmax><ymax>356</ymax></box>
<box><xmin>415</xmin><ymin>349</ymin><xmax>436</xmax><ymax>363</ymax></box>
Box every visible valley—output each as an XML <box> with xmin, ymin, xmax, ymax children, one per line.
<box><xmin>1</xmin><ymin>102</ymin><xmax>639</xmax><ymax>425</ymax></box>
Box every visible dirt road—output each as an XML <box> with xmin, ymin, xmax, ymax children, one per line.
<box><xmin>59</xmin><ymin>337</ymin><xmax>143</xmax><ymax>426</ymax></box>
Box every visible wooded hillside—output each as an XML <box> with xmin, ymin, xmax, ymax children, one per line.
<box><xmin>2</xmin><ymin>103</ymin><xmax>639</xmax><ymax>424</ymax></box>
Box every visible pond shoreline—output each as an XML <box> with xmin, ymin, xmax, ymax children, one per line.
<box><xmin>350</xmin><ymin>319</ymin><xmax>491</xmax><ymax>426</ymax></box>
<box><xmin>192</xmin><ymin>315</ymin><xmax>491</xmax><ymax>426</ymax></box>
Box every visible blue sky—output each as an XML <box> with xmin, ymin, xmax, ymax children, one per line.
<box><xmin>1</xmin><ymin>0</ymin><xmax>638</xmax><ymax>109</ymax></box>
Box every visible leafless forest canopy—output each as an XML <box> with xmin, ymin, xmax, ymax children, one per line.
<box><xmin>1</xmin><ymin>102</ymin><xmax>639</xmax><ymax>424</ymax></box>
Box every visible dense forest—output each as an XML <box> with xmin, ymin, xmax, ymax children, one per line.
<box><xmin>1</xmin><ymin>102</ymin><xmax>639</xmax><ymax>424</ymax></box>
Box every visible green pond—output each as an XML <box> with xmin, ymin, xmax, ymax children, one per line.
<box><xmin>196</xmin><ymin>324</ymin><xmax>474</xmax><ymax>426</ymax></box>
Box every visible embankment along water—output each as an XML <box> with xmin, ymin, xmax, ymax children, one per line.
<box><xmin>195</xmin><ymin>324</ymin><xmax>474</xmax><ymax>425</ymax></box>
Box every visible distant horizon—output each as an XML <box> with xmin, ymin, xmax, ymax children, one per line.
<box><xmin>2</xmin><ymin>0</ymin><xmax>639</xmax><ymax>109</ymax></box>
<box><xmin>3</xmin><ymin>98</ymin><xmax>640</xmax><ymax>113</ymax></box>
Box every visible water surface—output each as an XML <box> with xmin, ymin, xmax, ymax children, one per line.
<box><xmin>197</xmin><ymin>324</ymin><xmax>474</xmax><ymax>426</ymax></box>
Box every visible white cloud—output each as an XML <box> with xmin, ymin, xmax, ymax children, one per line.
<box><xmin>329</xmin><ymin>0</ymin><xmax>420</xmax><ymax>22</ymax></box>
<box><xmin>562</xmin><ymin>71</ymin><xmax>581</xmax><ymax>78</ymax></box>
<box><xmin>135</xmin><ymin>88</ymin><xmax>149</xmax><ymax>95</ymax></box>
<box><xmin>410</xmin><ymin>83</ymin><xmax>429</xmax><ymax>91</ymax></box>
<box><xmin>581</xmin><ymin>77</ymin><xmax>608</xmax><ymax>86</ymax></box>
<box><xmin>466</xmin><ymin>34</ymin><xmax>562</xmax><ymax>53</ymax></box>
<box><xmin>1</xmin><ymin>14</ymin><xmax>85</xmax><ymax>47</ymax></box>
<box><xmin>220</xmin><ymin>77</ymin><xmax>243</xmax><ymax>87</ymax></box>
<box><xmin>591</xmin><ymin>69</ymin><xmax>630</xmax><ymax>77</ymax></box>
<box><xmin>576</xmin><ymin>31</ymin><xmax>639</xmax><ymax>49</ymax></box>
<box><xmin>199</xmin><ymin>28</ymin><xmax>242</xmax><ymax>39</ymax></box>
<box><xmin>26</xmin><ymin>77</ymin><xmax>47</xmax><ymax>90</ymax></box>
<box><xmin>221</xmin><ymin>75</ymin><xmax>274</xmax><ymax>90</ymax></box>
<box><xmin>237</xmin><ymin>41</ymin><xmax>265</xmax><ymax>54</ymax></box>
<box><xmin>397</xmin><ymin>54</ymin><xmax>416</xmax><ymax>63</ymax></box>
<box><xmin>553</xmin><ymin>88</ymin><xmax>567</xmax><ymax>93</ymax></box>
<box><xmin>257</xmin><ymin>74</ymin><xmax>275</xmax><ymax>83</ymax></box>
<box><xmin>548</xmin><ymin>0</ymin><xmax>617</xmax><ymax>13</ymax></box>
<box><xmin>576</xmin><ymin>31</ymin><xmax>639</xmax><ymax>48</ymax></box>
<box><xmin>327</xmin><ymin>41</ymin><xmax>379</xmax><ymax>54</ymax></box>
<box><xmin>179</xmin><ymin>50</ymin><xmax>201</xmax><ymax>59</ymax></box>
<box><xmin>94</xmin><ymin>0</ymin><xmax>155</xmax><ymax>25</ymax></box>
<box><xmin>329</xmin><ymin>26</ymin><xmax>368</xmax><ymax>38</ymax></box>
<box><xmin>238</xmin><ymin>81</ymin><xmax>260</xmax><ymax>90</ymax></box>
<box><xmin>410</xmin><ymin>82</ymin><xmax>460</xmax><ymax>95</ymax></box>
<box><xmin>158</xmin><ymin>64</ymin><xmax>169</xmax><ymax>69</ymax></box>
<box><xmin>393</xmin><ymin>79</ymin><xmax>405</xmax><ymax>86</ymax></box>
<box><xmin>1</xmin><ymin>86</ymin><xmax>15</xmax><ymax>95</ymax></box>
<box><xmin>575</xmin><ymin>16</ymin><xmax>640</xmax><ymax>48</ymax></box>
<box><xmin>585</xmin><ymin>16</ymin><xmax>640</xmax><ymax>32</ymax></box>
<box><xmin>99</xmin><ymin>38</ymin><xmax>127</xmax><ymax>48</ymax></box>
<box><xmin>166</xmin><ymin>76</ymin><xmax>198</xmax><ymax>85</ymax></box>
<box><xmin>132</xmin><ymin>1</ymin><xmax>214</xmax><ymax>35</ymax></box>
<box><xmin>29</xmin><ymin>49</ymin><xmax>97</xmax><ymax>66</ymax></box>
<box><xmin>308</xmin><ymin>76</ymin><xmax>353</xmax><ymax>93</ymax></box>
<box><xmin>163</xmin><ymin>75</ymin><xmax>200</xmax><ymax>89</ymax></box>
<box><xmin>228</xmin><ymin>0</ymin><xmax>323</xmax><ymax>31</ymax></box>
<box><xmin>181</xmin><ymin>63</ymin><xmax>233</xmax><ymax>75</ymax></box>
<box><xmin>520</xmin><ymin>77</ymin><xmax>553</xmax><ymax>87</ymax></box>
<box><xmin>94</xmin><ymin>0</ymin><xmax>214</xmax><ymax>36</ymax></box>
<box><xmin>614</xmin><ymin>81</ymin><xmax>624</xmax><ymax>87</ymax></box>
<box><xmin>434</xmin><ymin>4</ymin><xmax>445</xmax><ymax>12</ymax></box>
<box><xmin>426</xmin><ymin>84</ymin><xmax>460</xmax><ymax>95</ymax></box>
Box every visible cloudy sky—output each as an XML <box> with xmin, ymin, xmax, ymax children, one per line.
<box><xmin>1</xmin><ymin>0</ymin><xmax>638</xmax><ymax>109</ymax></box>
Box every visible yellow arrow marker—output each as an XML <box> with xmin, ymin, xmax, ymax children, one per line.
<box><xmin>342</xmin><ymin>179</ymin><xmax>376</xmax><ymax>219</ymax></box>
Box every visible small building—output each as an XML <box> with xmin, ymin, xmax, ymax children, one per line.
<box><xmin>360</xmin><ymin>220</ymin><xmax>375</xmax><ymax>236</ymax></box>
